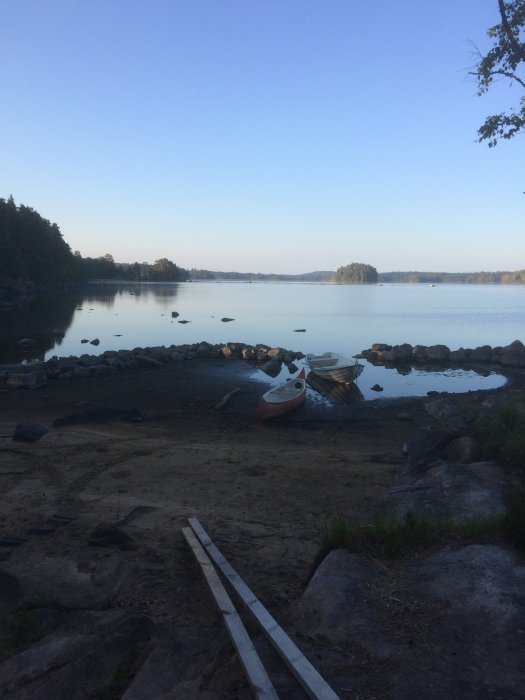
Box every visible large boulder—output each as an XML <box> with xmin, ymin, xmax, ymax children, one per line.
<box><xmin>292</xmin><ymin>550</ymin><xmax>395</xmax><ymax>658</ymax></box>
<box><xmin>364</xmin><ymin>461</ymin><xmax>509</xmax><ymax>525</ymax></box>
<box><xmin>500</xmin><ymin>339</ymin><xmax>525</xmax><ymax>368</ymax></box>
<box><xmin>0</xmin><ymin>613</ymin><xmax>154</xmax><ymax>698</ymax></box>
<box><xmin>424</xmin><ymin>398</ymin><xmax>467</xmax><ymax>435</ymax></box>
<box><xmin>425</xmin><ymin>344</ymin><xmax>450</xmax><ymax>362</ymax></box>
<box><xmin>389</xmin><ymin>545</ymin><xmax>525</xmax><ymax>699</ymax></box>
<box><xmin>400</xmin><ymin>429</ymin><xmax>453</xmax><ymax>477</ymax></box>
<box><xmin>2</xmin><ymin>554</ymin><xmax>132</xmax><ymax>609</ymax></box>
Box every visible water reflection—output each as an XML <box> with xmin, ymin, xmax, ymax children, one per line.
<box><xmin>0</xmin><ymin>282</ymin><xmax>183</xmax><ymax>363</ymax></box>
<box><xmin>306</xmin><ymin>372</ymin><xmax>364</xmax><ymax>404</ymax></box>
<box><xmin>0</xmin><ymin>291</ymin><xmax>85</xmax><ymax>363</ymax></box>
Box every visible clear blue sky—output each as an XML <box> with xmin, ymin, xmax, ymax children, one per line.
<box><xmin>1</xmin><ymin>0</ymin><xmax>523</xmax><ymax>274</ymax></box>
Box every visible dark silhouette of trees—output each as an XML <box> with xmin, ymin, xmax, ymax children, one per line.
<box><xmin>0</xmin><ymin>196</ymin><xmax>77</xmax><ymax>287</ymax></box>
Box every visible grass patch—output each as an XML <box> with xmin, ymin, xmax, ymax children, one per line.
<box><xmin>315</xmin><ymin>509</ymin><xmax>515</xmax><ymax>567</ymax></box>
<box><xmin>473</xmin><ymin>396</ymin><xmax>525</xmax><ymax>471</ymax></box>
<box><xmin>0</xmin><ymin>610</ymin><xmax>44</xmax><ymax>661</ymax></box>
<box><xmin>316</xmin><ymin>511</ymin><xmax>443</xmax><ymax>565</ymax></box>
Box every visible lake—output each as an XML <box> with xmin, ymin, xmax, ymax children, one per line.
<box><xmin>1</xmin><ymin>281</ymin><xmax>523</xmax><ymax>399</ymax></box>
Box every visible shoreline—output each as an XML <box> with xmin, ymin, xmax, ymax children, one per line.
<box><xmin>1</xmin><ymin>352</ymin><xmax>524</xmax><ymax>696</ymax></box>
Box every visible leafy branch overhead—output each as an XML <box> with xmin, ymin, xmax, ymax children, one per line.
<box><xmin>471</xmin><ymin>0</ymin><xmax>525</xmax><ymax>146</ymax></box>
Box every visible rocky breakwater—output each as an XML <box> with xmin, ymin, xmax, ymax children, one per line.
<box><xmin>358</xmin><ymin>338</ymin><xmax>525</xmax><ymax>368</ymax></box>
<box><xmin>0</xmin><ymin>341</ymin><xmax>305</xmax><ymax>390</ymax></box>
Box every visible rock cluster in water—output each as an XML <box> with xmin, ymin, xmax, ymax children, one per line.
<box><xmin>0</xmin><ymin>342</ymin><xmax>305</xmax><ymax>389</ymax></box>
<box><xmin>358</xmin><ymin>339</ymin><xmax>525</xmax><ymax>368</ymax></box>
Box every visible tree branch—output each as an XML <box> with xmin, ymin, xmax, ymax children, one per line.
<box><xmin>468</xmin><ymin>68</ymin><xmax>525</xmax><ymax>90</ymax></box>
<box><xmin>498</xmin><ymin>0</ymin><xmax>525</xmax><ymax>63</ymax></box>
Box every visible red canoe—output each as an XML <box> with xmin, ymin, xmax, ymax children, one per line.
<box><xmin>256</xmin><ymin>368</ymin><xmax>306</xmax><ymax>421</ymax></box>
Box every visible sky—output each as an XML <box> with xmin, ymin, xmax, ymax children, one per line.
<box><xmin>1</xmin><ymin>0</ymin><xmax>523</xmax><ymax>275</ymax></box>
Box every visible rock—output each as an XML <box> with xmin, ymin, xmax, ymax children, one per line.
<box><xmin>0</xmin><ymin>614</ymin><xmax>154</xmax><ymax>698</ymax></box>
<box><xmin>470</xmin><ymin>344</ymin><xmax>493</xmax><ymax>362</ymax></box>
<box><xmin>400</xmin><ymin>429</ymin><xmax>453</xmax><ymax>476</ymax></box>
<box><xmin>267</xmin><ymin>347</ymin><xmax>283</xmax><ymax>360</ymax></box>
<box><xmin>88</xmin><ymin>524</ymin><xmax>136</xmax><ymax>548</ymax></box>
<box><xmin>293</xmin><ymin>550</ymin><xmax>395</xmax><ymax>658</ymax></box>
<box><xmin>390</xmin><ymin>545</ymin><xmax>525</xmax><ymax>699</ymax></box>
<box><xmin>178</xmin><ymin>319</ymin><xmax>190</xmax><ymax>324</ymax></box>
<box><xmin>259</xmin><ymin>359</ymin><xmax>282</xmax><ymax>377</ymax></box>
<box><xmin>81</xmin><ymin>339</ymin><xmax>89</xmax><ymax>343</ymax></box>
<box><xmin>196</xmin><ymin>341</ymin><xmax>214</xmax><ymax>358</ymax></box>
<box><xmin>2</xmin><ymin>554</ymin><xmax>133</xmax><ymax>610</ymax></box>
<box><xmin>425</xmin><ymin>398</ymin><xmax>467</xmax><ymax>435</ymax></box>
<box><xmin>368</xmin><ymin>461</ymin><xmax>509</xmax><ymax>525</ymax></box>
<box><xmin>411</xmin><ymin>345</ymin><xmax>427</xmax><ymax>361</ymax></box>
<box><xmin>392</xmin><ymin>343</ymin><xmax>413</xmax><ymax>362</ymax></box>
<box><xmin>370</xmin><ymin>384</ymin><xmax>383</xmax><ymax>392</ymax></box>
<box><xmin>500</xmin><ymin>339</ymin><xmax>525</xmax><ymax>368</ymax></box>
<box><xmin>293</xmin><ymin>329</ymin><xmax>306</xmax><ymax>332</ymax></box>
<box><xmin>171</xmin><ymin>311</ymin><xmax>179</xmax><ymax>318</ymax></box>
<box><xmin>13</xmin><ymin>421</ymin><xmax>49</xmax><ymax>443</ymax></box>
<box><xmin>123</xmin><ymin>627</ymin><xmax>224</xmax><ymax>700</ymax></box>
<box><xmin>241</xmin><ymin>346</ymin><xmax>255</xmax><ymax>360</ymax></box>
<box><xmin>220</xmin><ymin>317</ymin><xmax>234</xmax><ymax>322</ymax></box>
<box><xmin>450</xmin><ymin>347</ymin><xmax>470</xmax><ymax>362</ymax></box>
<box><xmin>445</xmin><ymin>435</ymin><xmax>479</xmax><ymax>464</ymax></box>
<box><xmin>425</xmin><ymin>344</ymin><xmax>450</xmax><ymax>361</ymax></box>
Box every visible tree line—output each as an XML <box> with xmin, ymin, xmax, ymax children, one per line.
<box><xmin>0</xmin><ymin>196</ymin><xmax>188</xmax><ymax>293</ymax></box>
<box><xmin>0</xmin><ymin>195</ymin><xmax>77</xmax><ymax>287</ymax></box>
<box><xmin>1</xmin><ymin>196</ymin><xmax>523</xmax><ymax>292</ymax></box>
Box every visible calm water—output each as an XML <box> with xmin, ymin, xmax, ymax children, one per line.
<box><xmin>2</xmin><ymin>281</ymin><xmax>523</xmax><ymax>399</ymax></box>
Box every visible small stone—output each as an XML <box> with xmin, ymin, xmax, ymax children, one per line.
<box><xmin>13</xmin><ymin>421</ymin><xmax>49</xmax><ymax>443</ymax></box>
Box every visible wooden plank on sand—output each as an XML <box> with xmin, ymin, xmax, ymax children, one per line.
<box><xmin>188</xmin><ymin>517</ymin><xmax>340</xmax><ymax>700</ymax></box>
<box><xmin>181</xmin><ymin>527</ymin><xmax>279</xmax><ymax>700</ymax></box>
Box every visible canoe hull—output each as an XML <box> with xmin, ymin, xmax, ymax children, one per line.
<box><xmin>257</xmin><ymin>369</ymin><xmax>306</xmax><ymax>421</ymax></box>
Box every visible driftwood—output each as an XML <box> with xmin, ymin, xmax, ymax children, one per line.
<box><xmin>214</xmin><ymin>387</ymin><xmax>242</xmax><ymax>410</ymax></box>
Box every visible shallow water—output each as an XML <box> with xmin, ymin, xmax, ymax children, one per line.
<box><xmin>1</xmin><ymin>281</ymin><xmax>521</xmax><ymax>398</ymax></box>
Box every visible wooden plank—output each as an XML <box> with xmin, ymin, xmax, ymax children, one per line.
<box><xmin>181</xmin><ymin>527</ymin><xmax>279</xmax><ymax>700</ymax></box>
<box><xmin>188</xmin><ymin>517</ymin><xmax>340</xmax><ymax>700</ymax></box>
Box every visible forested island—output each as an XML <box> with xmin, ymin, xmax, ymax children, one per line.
<box><xmin>1</xmin><ymin>196</ymin><xmax>524</xmax><ymax>303</ymax></box>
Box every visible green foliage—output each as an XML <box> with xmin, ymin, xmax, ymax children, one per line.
<box><xmin>316</xmin><ymin>511</ymin><xmax>441</xmax><ymax>565</ymax></box>
<box><xmin>0</xmin><ymin>196</ymin><xmax>77</xmax><ymax>286</ymax></box>
<box><xmin>472</xmin><ymin>0</ymin><xmax>525</xmax><ymax>146</ymax></box>
<box><xmin>472</xmin><ymin>395</ymin><xmax>525</xmax><ymax>470</ymax></box>
<box><xmin>0</xmin><ymin>610</ymin><xmax>44</xmax><ymax>661</ymax></box>
<box><xmin>315</xmin><ymin>508</ymin><xmax>520</xmax><ymax>566</ymax></box>
<box><xmin>335</xmin><ymin>262</ymin><xmax>378</xmax><ymax>284</ymax></box>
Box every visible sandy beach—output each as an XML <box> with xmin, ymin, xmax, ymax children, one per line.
<box><xmin>1</xmin><ymin>357</ymin><xmax>522</xmax><ymax>695</ymax></box>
